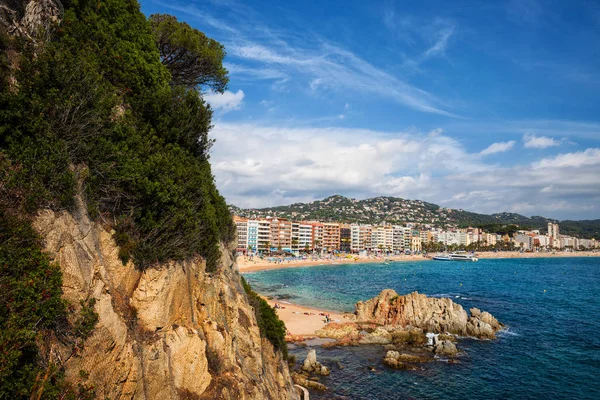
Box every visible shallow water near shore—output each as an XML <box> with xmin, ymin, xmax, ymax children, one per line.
<box><xmin>246</xmin><ymin>257</ymin><xmax>600</xmax><ymax>399</ymax></box>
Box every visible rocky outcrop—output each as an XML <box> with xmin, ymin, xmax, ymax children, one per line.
<box><xmin>301</xmin><ymin>349</ymin><xmax>330</xmax><ymax>376</ymax></box>
<box><xmin>291</xmin><ymin>373</ymin><xmax>326</xmax><ymax>391</ymax></box>
<box><xmin>433</xmin><ymin>339</ymin><xmax>458</xmax><ymax>356</ymax></box>
<box><xmin>355</xmin><ymin>290</ymin><xmax>503</xmax><ymax>339</ymax></box>
<box><xmin>33</xmin><ymin>195</ymin><xmax>299</xmax><ymax>400</ymax></box>
<box><xmin>383</xmin><ymin>351</ymin><xmax>422</xmax><ymax>370</ymax></box>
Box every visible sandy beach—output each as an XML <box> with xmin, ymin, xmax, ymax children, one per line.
<box><xmin>238</xmin><ymin>254</ymin><xmax>428</xmax><ymax>272</ymax></box>
<box><xmin>238</xmin><ymin>250</ymin><xmax>600</xmax><ymax>273</ymax></box>
<box><xmin>264</xmin><ymin>298</ymin><xmax>350</xmax><ymax>337</ymax></box>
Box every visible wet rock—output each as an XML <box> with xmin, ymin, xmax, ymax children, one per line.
<box><xmin>434</xmin><ymin>340</ymin><xmax>458</xmax><ymax>356</ymax></box>
<box><xmin>301</xmin><ymin>349</ymin><xmax>330</xmax><ymax>376</ymax></box>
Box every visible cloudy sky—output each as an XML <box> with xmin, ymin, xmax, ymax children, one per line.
<box><xmin>141</xmin><ymin>0</ymin><xmax>600</xmax><ymax>220</ymax></box>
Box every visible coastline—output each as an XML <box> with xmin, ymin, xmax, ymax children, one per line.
<box><xmin>238</xmin><ymin>254</ymin><xmax>428</xmax><ymax>273</ymax></box>
<box><xmin>238</xmin><ymin>250</ymin><xmax>600</xmax><ymax>273</ymax></box>
<box><xmin>246</xmin><ymin>251</ymin><xmax>600</xmax><ymax>338</ymax></box>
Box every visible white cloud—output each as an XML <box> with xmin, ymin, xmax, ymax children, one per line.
<box><xmin>534</xmin><ymin>148</ymin><xmax>600</xmax><ymax>169</ymax></box>
<box><xmin>480</xmin><ymin>140</ymin><xmax>516</xmax><ymax>156</ymax></box>
<box><xmin>209</xmin><ymin>122</ymin><xmax>600</xmax><ymax>219</ymax></box>
<box><xmin>204</xmin><ymin>90</ymin><xmax>245</xmax><ymax>113</ymax></box>
<box><xmin>523</xmin><ymin>133</ymin><xmax>561</xmax><ymax>149</ymax></box>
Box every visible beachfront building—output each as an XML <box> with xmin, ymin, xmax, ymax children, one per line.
<box><xmin>514</xmin><ymin>233</ymin><xmax>534</xmax><ymax>250</ymax></box>
<box><xmin>360</xmin><ymin>225</ymin><xmax>373</xmax><ymax>251</ymax></box>
<box><xmin>385</xmin><ymin>225</ymin><xmax>394</xmax><ymax>252</ymax></box>
<box><xmin>298</xmin><ymin>224</ymin><xmax>313</xmax><ymax>251</ymax></box>
<box><xmin>548</xmin><ymin>223</ymin><xmax>559</xmax><ymax>240</ymax></box>
<box><xmin>350</xmin><ymin>224</ymin><xmax>361</xmax><ymax>252</ymax></box>
<box><xmin>485</xmin><ymin>233</ymin><xmax>497</xmax><ymax>247</ymax></box>
<box><xmin>291</xmin><ymin>222</ymin><xmax>300</xmax><ymax>253</ymax></box>
<box><xmin>247</xmin><ymin>220</ymin><xmax>258</xmax><ymax>252</ymax></box>
<box><xmin>410</xmin><ymin>236</ymin><xmax>422</xmax><ymax>253</ymax></box>
<box><xmin>392</xmin><ymin>225</ymin><xmax>405</xmax><ymax>251</ymax></box>
<box><xmin>371</xmin><ymin>224</ymin><xmax>394</xmax><ymax>252</ymax></box>
<box><xmin>311</xmin><ymin>222</ymin><xmax>324</xmax><ymax>252</ymax></box>
<box><xmin>234</xmin><ymin>217</ymin><xmax>248</xmax><ymax>253</ymax></box>
<box><xmin>371</xmin><ymin>225</ymin><xmax>385</xmax><ymax>251</ymax></box>
<box><xmin>257</xmin><ymin>219</ymin><xmax>271</xmax><ymax>252</ymax></box>
<box><xmin>323</xmin><ymin>222</ymin><xmax>341</xmax><ymax>252</ymax></box>
<box><xmin>270</xmin><ymin>218</ymin><xmax>292</xmax><ymax>252</ymax></box>
<box><xmin>340</xmin><ymin>225</ymin><xmax>351</xmax><ymax>253</ymax></box>
<box><xmin>231</xmin><ymin>216</ymin><xmax>597</xmax><ymax>254</ymax></box>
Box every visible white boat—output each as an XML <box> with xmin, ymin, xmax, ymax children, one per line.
<box><xmin>433</xmin><ymin>252</ymin><xmax>478</xmax><ymax>262</ymax></box>
<box><xmin>448</xmin><ymin>252</ymin><xmax>478</xmax><ymax>262</ymax></box>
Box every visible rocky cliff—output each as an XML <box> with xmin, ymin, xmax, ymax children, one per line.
<box><xmin>32</xmin><ymin>194</ymin><xmax>299</xmax><ymax>400</ymax></box>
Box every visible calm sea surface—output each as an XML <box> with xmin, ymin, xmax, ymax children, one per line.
<box><xmin>245</xmin><ymin>257</ymin><xmax>600</xmax><ymax>399</ymax></box>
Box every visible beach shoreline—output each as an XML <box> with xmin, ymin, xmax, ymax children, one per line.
<box><xmin>248</xmin><ymin>251</ymin><xmax>600</xmax><ymax>338</ymax></box>
<box><xmin>238</xmin><ymin>254</ymin><xmax>427</xmax><ymax>273</ymax></box>
<box><xmin>238</xmin><ymin>250</ymin><xmax>600</xmax><ymax>273</ymax></box>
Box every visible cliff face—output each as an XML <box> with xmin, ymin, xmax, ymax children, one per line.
<box><xmin>32</xmin><ymin>195</ymin><xmax>299</xmax><ymax>400</ymax></box>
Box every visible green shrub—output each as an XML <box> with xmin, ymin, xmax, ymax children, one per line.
<box><xmin>0</xmin><ymin>211</ymin><xmax>66</xmax><ymax>397</ymax></box>
<box><xmin>241</xmin><ymin>277</ymin><xmax>288</xmax><ymax>359</ymax></box>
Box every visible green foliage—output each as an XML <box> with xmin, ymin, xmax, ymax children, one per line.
<box><xmin>0</xmin><ymin>0</ymin><xmax>234</xmax><ymax>271</ymax></box>
<box><xmin>73</xmin><ymin>299</ymin><xmax>98</xmax><ymax>340</ymax></box>
<box><xmin>557</xmin><ymin>219</ymin><xmax>600</xmax><ymax>240</ymax></box>
<box><xmin>241</xmin><ymin>277</ymin><xmax>288</xmax><ymax>359</ymax></box>
<box><xmin>0</xmin><ymin>211</ymin><xmax>66</xmax><ymax>398</ymax></box>
<box><xmin>149</xmin><ymin>13</ymin><xmax>229</xmax><ymax>91</ymax></box>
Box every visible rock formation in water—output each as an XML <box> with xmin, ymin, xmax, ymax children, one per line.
<box><xmin>315</xmin><ymin>289</ymin><xmax>504</xmax><ymax>371</ymax></box>
<box><xmin>355</xmin><ymin>289</ymin><xmax>503</xmax><ymax>339</ymax></box>
<box><xmin>32</xmin><ymin>195</ymin><xmax>299</xmax><ymax>399</ymax></box>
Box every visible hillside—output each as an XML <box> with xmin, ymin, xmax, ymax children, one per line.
<box><xmin>231</xmin><ymin>195</ymin><xmax>599</xmax><ymax>239</ymax></box>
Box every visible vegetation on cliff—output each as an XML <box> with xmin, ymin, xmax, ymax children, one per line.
<box><xmin>241</xmin><ymin>277</ymin><xmax>288</xmax><ymax>359</ymax></box>
<box><xmin>0</xmin><ymin>0</ymin><xmax>233</xmax><ymax>271</ymax></box>
<box><xmin>0</xmin><ymin>0</ymin><xmax>237</xmax><ymax>397</ymax></box>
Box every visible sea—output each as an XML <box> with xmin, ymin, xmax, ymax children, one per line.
<box><xmin>244</xmin><ymin>257</ymin><xmax>600</xmax><ymax>400</ymax></box>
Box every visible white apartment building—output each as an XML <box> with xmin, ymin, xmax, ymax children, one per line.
<box><xmin>350</xmin><ymin>224</ymin><xmax>361</xmax><ymax>252</ymax></box>
<box><xmin>298</xmin><ymin>224</ymin><xmax>313</xmax><ymax>251</ymax></box>
<box><xmin>392</xmin><ymin>225</ymin><xmax>405</xmax><ymax>251</ymax></box>
<box><xmin>257</xmin><ymin>219</ymin><xmax>271</xmax><ymax>251</ymax></box>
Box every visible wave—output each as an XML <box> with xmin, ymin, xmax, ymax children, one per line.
<box><xmin>497</xmin><ymin>327</ymin><xmax>518</xmax><ymax>337</ymax></box>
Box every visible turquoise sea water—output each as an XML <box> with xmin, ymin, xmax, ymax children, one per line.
<box><xmin>245</xmin><ymin>257</ymin><xmax>600</xmax><ymax>399</ymax></box>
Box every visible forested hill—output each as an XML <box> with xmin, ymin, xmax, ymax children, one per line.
<box><xmin>231</xmin><ymin>195</ymin><xmax>600</xmax><ymax>239</ymax></box>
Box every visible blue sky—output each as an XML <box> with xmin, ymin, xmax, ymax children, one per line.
<box><xmin>140</xmin><ymin>0</ymin><xmax>600</xmax><ymax>220</ymax></box>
